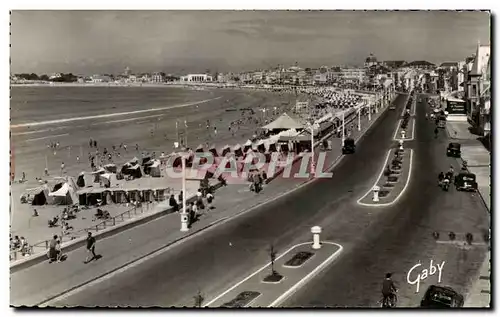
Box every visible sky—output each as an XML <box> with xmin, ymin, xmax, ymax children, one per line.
<box><xmin>10</xmin><ymin>10</ymin><xmax>490</xmax><ymax>75</ymax></box>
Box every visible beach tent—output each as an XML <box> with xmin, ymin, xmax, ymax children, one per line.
<box><xmin>256</xmin><ymin>139</ymin><xmax>266</xmax><ymax>153</ymax></box>
<box><xmin>129</xmin><ymin>157</ymin><xmax>139</xmax><ymax>165</ymax></box>
<box><xmin>195</xmin><ymin>144</ymin><xmax>205</xmax><ymax>153</ymax></box>
<box><xmin>103</xmin><ymin>190</ymin><xmax>114</xmax><ymax>204</ymax></box>
<box><xmin>92</xmin><ymin>168</ymin><xmax>106</xmax><ymax>183</ymax></box>
<box><xmin>128</xmin><ymin>165</ymin><xmax>142</xmax><ymax>178</ymax></box>
<box><xmin>142</xmin><ymin>156</ymin><xmax>151</xmax><ymax>166</ymax></box>
<box><xmin>99</xmin><ymin>173</ymin><xmax>112</xmax><ymax>188</ymax></box>
<box><xmin>104</xmin><ymin>164</ymin><xmax>117</xmax><ymax>174</ymax></box>
<box><xmin>262</xmin><ymin>113</ymin><xmax>305</xmax><ymax>131</ymax></box>
<box><xmin>221</xmin><ymin>145</ymin><xmax>231</xmax><ymax>157</ymax></box>
<box><xmin>49</xmin><ymin>183</ymin><xmax>75</xmax><ymax>205</ymax></box>
<box><xmin>77</xmin><ymin>172</ymin><xmax>86</xmax><ymax>188</ymax></box>
<box><xmin>26</xmin><ymin>186</ymin><xmax>52</xmax><ymax>206</ymax></box>
<box><xmin>209</xmin><ymin>145</ymin><xmax>218</xmax><ymax>157</ymax></box>
<box><xmin>149</xmin><ymin>160</ymin><xmax>161</xmax><ymax>177</ymax></box>
<box><xmin>233</xmin><ymin>144</ymin><xmax>244</xmax><ymax>157</ymax></box>
<box><xmin>243</xmin><ymin>140</ymin><xmax>253</xmax><ymax>153</ymax></box>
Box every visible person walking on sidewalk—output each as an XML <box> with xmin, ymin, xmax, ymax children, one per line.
<box><xmin>84</xmin><ymin>232</ymin><xmax>97</xmax><ymax>263</ymax></box>
<box><xmin>206</xmin><ymin>192</ymin><xmax>214</xmax><ymax>210</ymax></box>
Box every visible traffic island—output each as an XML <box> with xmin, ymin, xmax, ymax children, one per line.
<box><xmin>206</xmin><ymin>241</ymin><xmax>343</xmax><ymax>308</ymax></box>
<box><xmin>393</xmin><ymin>117</ymin><xmax>415</xmax><ymax>141</ymax></box>
<box><xmin>357</xmin><ymin>148</ymin><xmax>414</xmax><ymax>207</ymax></box>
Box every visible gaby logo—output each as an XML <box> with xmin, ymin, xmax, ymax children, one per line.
<box><xmin>163</xmin><ymin>152</ymin><xmax>333</xmax><ymax>181</ymax></box>
<box><xmin>407</xmin><ymin>260</ymin><xmax>445</xmax><ymax>293</ymax></box>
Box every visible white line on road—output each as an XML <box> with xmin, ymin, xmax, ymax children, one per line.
<box><xmin>24</xmin><ymin>133</ymin><xmax>70</xmax><ymax>142</ymax></box>
<box><xmin>268</xmin><ymin>242</ymin><xmax>344</xmax><ymax>307</ymax></box>
<box><xmin>10</xmin><ymin>97</ymin><xmax>221</xmax><ymax>129</ymax></box>
<box><xmin>357</xmin><ymin>149</ymin><xmax>414</xmax><ymax>207</ymax></box>
<box><xmin>204</xmin><ymin>241</ymin><xmax>343</xmax><ymax>307</ymax></box>
<box><xmin>356</xmin><ymin>149</ymin><xmax>391</xmax><ymax>204</ymax></box>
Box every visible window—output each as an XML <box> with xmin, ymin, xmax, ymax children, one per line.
<box><xmin>472</xmin><ymin>84</ymin><xmax>477</xmax><ymax>97</ymax></box>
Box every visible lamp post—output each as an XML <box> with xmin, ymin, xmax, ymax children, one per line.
<box><xmin>180</xmin><ymin>154</ymin><xmax>189</xmax><ymax>232</ymax></box>
<box><xmin>309</xmin><ymin>123</ymin><xmax>315</xmax><ymax>177</ymax></box>
<box><xmin>341</xmin><ymin>111</ymin><xmax>345</xmax><ymax>145</ymax></box>
<box><xmin>358</xmin><ymin>107</ymin><xmax>361</xmax><ymax>131</ymax></box>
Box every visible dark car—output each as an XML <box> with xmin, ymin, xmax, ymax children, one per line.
<box><xmin>454</xmin><ymin>172</ymin><xmax>478</xmax><ymax>191</ymax></box>
<box><xmin>420</xmin><ymin>285</ymin><xmax>464</xmax><ymax>308</ymax></box>
<box><xmin>446</xmin><ymin>142</ymin><xmax>461</xmax><ymax>158</ymax></box>
<box><xmin>342</xmin><ymin>138</ymin><xmax>355</xmax><ymax>154</ymax></box>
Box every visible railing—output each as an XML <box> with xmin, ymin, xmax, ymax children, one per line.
<box><xmin>9</xmin><ymin>194</ymin><xmax>178</xmax><ymax>262</ymax></box>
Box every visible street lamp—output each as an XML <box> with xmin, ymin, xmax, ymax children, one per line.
<box><xmin>308</xmin><ymin>123</ymin><xmax>316</xmax><ymax>177</ymax></box>
<box><xmin>358</xmin><ymin>106</ymin><xmax>361</xmax><ymax>131</ymax></box>
<box><xmin>341</xmin><ymin>110</ymin><xmax>346</xmax><ymax>145</ymax></box>
<box><xmin>180</xmin><ymin>153</ymin><xmax>189</xmax><ymax>232</ymax></box>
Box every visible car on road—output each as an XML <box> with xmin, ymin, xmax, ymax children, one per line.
<box><xmin>454</xmin><ymin>172</ymin><xmax>478</xmax><ymax>192</ymax></box>
<box><xmin>420</xmin><ymin>285</ymin><xmax>464</xmax><ymax>308</ymax></box>
<box><xmin>446</xmin><ymin>142</ymin><xmax>461</xmax><ymax>158</ymax></box>
<box><xmin>342</xmin><ymin>138</ymin><xmax>356</xmax><ymax>154</ymax></box>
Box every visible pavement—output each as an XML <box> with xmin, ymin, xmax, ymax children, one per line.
<box><xmin>444</xmin><ymin>118</ymin><xmax>491</xmax><ymax>308</ymax></box>
<box><xmin>10</xmin><ymin>93</ymin><xmax>400</xmax><ymax>307</ymax></box>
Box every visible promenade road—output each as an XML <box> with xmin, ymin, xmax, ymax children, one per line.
<box><xmin>284</xmin><ymin>94</ymin><xmax>489</xmax><ymax>307</ymax></box>
<box><xmin>10</xmin><ymin>94</ymin><xmax>405</xmax><ymax>307</ymax></box>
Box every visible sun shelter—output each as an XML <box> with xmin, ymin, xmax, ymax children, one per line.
<box><xmin>104</xmin><ymin>164</ymin><xmax>117</xmax><ymax>174</ymax></box>
<box><xmin>92</xmin><ymin>168</ymin><xmax>106</xmax><ymax>183</ymax></box>
<box><xmin>128</xmin><ymin>165</ymin><xmax>142</xmax><ymax>179</ymax></box>
<box><xmin>129</xmin><ymin>157</ymin><xmax>139</xmax><ymax>165</ymax></box>
<box><xmin>113</xmin><ymin>190</ymin><xmax>129</xmax><ymax>204</ymax></box>
<box><xmin>142</xmin><ymin>156</ymin><xmax>151</xmax><ymax>166</ymax></box>
<box><xmin>99</xmin><ymin>173</ymin><xmax>112</xmax><ymax>188</ymax></box>
<box><xmin>267</xmin><ymin>140</ymin><xmax>277</xmax><ymax>152</ymax></box>
<box><xmin>77</xmin><ymin>172</ymin><xmax>86</xmax><ymax>188</ymax></box>
<box><xmin>195</xmin><ymin>144</ymin><xmax>205</xmax><ymax>153</ymax></box>
<box><xmin>243</xmin><ymin>140</ymin><xmax>253</xmax><ymax>153</ymax></box>
<box><xmin>256</xmin><ymin>139</ymin><xmax>266</xmax><ymax>153</ymax></box>
<box><xmin>149</xmin><ymin>160</ymin><xmax>161</xmax><ymax>177</ymax></box>
<box><xmin>209</xmin><ymin>145</ymin><xmax>218</xmax><ymax>157</ymax></box>
<box><xmin>262</xmin><ymin>112</ymin><xmax>305</xmax><ymax>133</ymax></box>
<box><xmin>27</xmin><ymin>186</ymin><xmax>52</xmax><ymax>206</ymax></box>
<box><xmin>127</xmin><ymin>190</ymin><xmax>142</xmax><ymax>202</ymax></box>
<box><xmin>49</xmin><ymin>183</ymin><xmax>75</xmax><ymax>205</ymax></box>
<box><xmin>143</xmin><ymin>160</ymin><xmax>155</xmax><ymax>175</ymax></box>
<box><xmin>233</xmin><ymin>144</ymin><xmax>244</xmax><ymax>157</ymax></box>
<box><xmin>121</xmin><ymin>162</ymin><xmax>133</xmax><ymax>175</ymax></box>
<box><xmin>221</xmin><ymin>145</ymin><xmax>231</xmax><ymax>157</ymax></box>
<box><xmin>103</xmin><ymin>190</ymin><xmax>114</xmax><ymax>204</ymax></box>
<box><xmin>143</xmin><ymin>189</ymin><xmax>155</xmax><ymax>202</ymax></box>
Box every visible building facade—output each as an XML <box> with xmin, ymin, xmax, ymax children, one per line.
<box><xmin>181</xmin><ymin>74</ymin><xmax>213</xmax><ymax>82</ymax></box>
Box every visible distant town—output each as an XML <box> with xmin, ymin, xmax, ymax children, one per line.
<box><xmin>11</xmin><ymin>48</ymin><xmax>490</xmax><ymax>136</ymax></box>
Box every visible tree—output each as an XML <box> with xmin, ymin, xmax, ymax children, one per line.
<box><xmin>193</xmin><ymin>289</ymin><xmax>204</xmax><ymax>308</ymax></box>
<box><xmin>269</xmin><ymin>244</ymin><xmax>277</xmax><ymax>275</ymax></box>
<box><xmin>39</xmin><ymin>74</ymin><xmax>49</xmax><ymax>81</ymax></box>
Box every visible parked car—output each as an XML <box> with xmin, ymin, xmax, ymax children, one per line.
<box><xmin>454</xmin><ymin>172</ymin><xmax>478</xmax><ymax>192</ymax></box>
<box><xmin>342</xmin><ymin>138</ymin><xmax>356</xmax><ymax>154</ymax></box>
<box><xmin>446</xmin><ymin>142</ymin><xmax>461</xmax><ymax>158</ymax></box>
<box><xmin>420</xmin><ymin>285</ymin><xmax>464</xmax><ymax>308</ymax></box>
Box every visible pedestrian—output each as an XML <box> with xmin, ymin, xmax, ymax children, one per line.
<box><xmin>123</xmin><ymin>144</ymin><xmax>127</xmax><ymax>151</ymax></box>
<box><xmin>60</xmin><ymin>162</ymin><xmax>65</xmax><ymax>174</ymax></box>
<box><xmin>178</xmin><ymin>191</ymin><xmax>183</xmax><ymax>204</ymax></box>
<box><xmin>44</xmin><ymin>167</ymin><xmax>49</xmax><ymax>176</ymax></box>
<box><xmin>206</xmin><ymin>192</ymin><xmax>214</xmax><ymax>210</ymax></box>
<box><xmin>76</xmin><ymin>156</ymin><xmax>80</xmax><ymax>163</ymax></box>
<box><xmin>93</xmin><ymin>140</ymin><xmax>97</xmax><ymax>148</ymax></box>
<box><xmin>89</xmin><ymin>139</ymin><xmax>93</xmax><ymax>148</ymax></box>
<box><xmin>48</xmin><ymin>235</ymin><xmax>58</xmax><ymax>263</ymax></box>
<box><xmin>84</xmin><ymin>232</ymin><xmax>97</xmax><ymax>263</ymax></box>
<box><xmin>169</xmin><ymin>194</ymin><xmax>179</xmax><ymax>212</ymax></box>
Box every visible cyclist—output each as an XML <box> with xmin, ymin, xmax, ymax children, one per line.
<box><xmin>382</xmin><ymin>273</ymin><xmax>398</xmax><ymax>307</ymax></box>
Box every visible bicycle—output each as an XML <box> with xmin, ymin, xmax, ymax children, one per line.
<box><xmin>379</xmin><ymin>291</ymin><xmax>398</xmax><ymax>308</ymax></box>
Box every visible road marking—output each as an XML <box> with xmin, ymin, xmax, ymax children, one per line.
<box><xmin>268</xmin><ymin>242</ymin><xmax>344</xmax><ymax>307</ymax></box>
<box><xmin>33</xmin><ymin>95</ymin><xmax>396</xmax><ymax>305</ymax></box>
<box><xmin>393</xmin><ymin>119</ymin><xmax>415</xmax><ymax>141</ymax></box>
<box><xmin>357</xmin><ymin>149</ymin><xmax>414</xmax><ymax>207</ymax></box>
<box><xmin>356</xmin><ymin>149</ymin><xmax>391</xmax><ymax>204</ymax></box>
<box><xmin>204</xmin><ymin>241</ymin><xmax>343</xmax><ymax>307</ymax></box>
<box><xmin>10</xmin><ymin>97</ymin><xmax>221</xmax><ymax>129</ymax></box>
<box><xmin>24</xmin><ymin>133</ymin><xmax>70</xmax><ymax>142</ymax></box>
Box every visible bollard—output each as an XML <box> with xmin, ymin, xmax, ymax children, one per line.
<box><xmin>399</xmin><ymin>140</ymin><xmax>404</xmax><ymax>151</ymax></box>
<box><xmin>372</xmin><ymin>185</ymin><xmax>380</xmax><ymax>202</ymax></box>
<box><xmin>180</xmin><ymin>212</ymin><xmax>189</xmax><ymax>232</ymax></box>
<box><xmin>401</xmin><ymin>130</ymin><xmax>406</xmax><ymax>139</ymax></box>
<box><xmin>311</xmin><ymin>226</ymin><xmax>322</xmax><ymax>249</ymax></box>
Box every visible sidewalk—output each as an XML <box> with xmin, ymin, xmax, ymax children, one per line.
<box><xmin>464</xmin><ymin>252</ymin><xmax>491</xmax><ymax>307</ymax></box>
